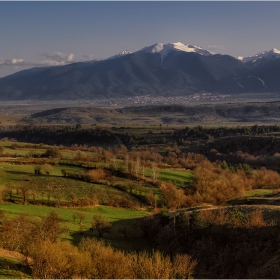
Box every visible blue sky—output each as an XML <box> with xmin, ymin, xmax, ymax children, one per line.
<box><xmin>1</xmin><ymin>1</ymin><xmax>280</xmax><ymax>77</ymax></box>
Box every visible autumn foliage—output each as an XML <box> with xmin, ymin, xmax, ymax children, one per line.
<box><xmin>28</xmin><ymin>238</ymin><xmax>197</xmax><ymax>279</ymax></box>
<box><xmin>190</xmin><ymin>160</ymin><xmax>245</xmax><ymax>205</ymax></box>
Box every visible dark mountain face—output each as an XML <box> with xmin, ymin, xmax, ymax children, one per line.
<box><xmin>250</xmin><ymin>58</ymin><xmax>280</xmax><ymax>91</ymax></box>
<box><xmin>0</xmin><ymin>51</ymin><xmax>279</xmax><ymax>101</ymax></box>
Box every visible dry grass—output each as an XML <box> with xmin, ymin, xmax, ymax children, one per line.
<box><xmin>0</xmin><ymin>248</ymin><xmax>26</xmax><ymax>262</ymax></box>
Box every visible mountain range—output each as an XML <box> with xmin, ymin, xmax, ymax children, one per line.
<box><xmin>0</xmin><ymin>42</ymin><xmax>280</xmax><ymax>101</ymax></box>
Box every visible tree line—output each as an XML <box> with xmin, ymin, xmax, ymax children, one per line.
<box><xmin>139</xmin><ymin>205</ymin><xmax>280</xmax><ymax>278</ymax></box>
<box><xmin>0</xmin><ymin>211</ymin><xmax>196</xmax><ymax>279</ymax></box>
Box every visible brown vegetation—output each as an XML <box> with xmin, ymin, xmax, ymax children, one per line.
<box><xmin>28</xmin><ymin>238</ymin><xmax>197</xmax><ymax>279</ymax></box>
<box><xmin>91</xmin><ymin>214</ymin><xmax>111</xmax><ymax>238</ymax></box>
<box><xmin>0</xmin><ymin>211</ymin><xmax>196</xmax><ymax>279</ymax></box>
<box><xmin>191</xmin><ymin>160</ymin><xmax>245</xmax><ymax>205</ymax></box>
<box><xmin>160</xmin><ymin>182</ymin><xmax>187</xmax><ymax>210</ymax></box>
<box><xmin>3</xmin><ymin>123</ymin><xmax>280</xmax><ymax>278</ymax></box>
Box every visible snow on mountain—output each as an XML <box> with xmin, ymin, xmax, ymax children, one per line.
<box><xmin>106</xmin><ymin>42</ymin><xmax>214</xmax><ymax>65</ymax></box>
<box><xmin>107</xmin><ymin>50</ymin><xmax>132</xmax><ymax>60</ymax></box>
<box><xmin>138</xmin><ymin>42</ymin><xmax>215</xmax><ymax>64</ymax></box>
<box><xmin>139</xmin><ymin>42</ymin><xmax>215</xmax><ymax>56</ymax></box>
<box><xmin>238</xmin><ymin>48</ymin><xmax>280</xmax><ymax>63</ymax></box>
<box><xmin>247</xmin><ymin>75</ymin><xmax>267</xmax><ymax>88</ymax></box>
<box><xmin>119</xmin><ymin>50</ymin><xmax>131</xmax><ymax>56</ymax></box>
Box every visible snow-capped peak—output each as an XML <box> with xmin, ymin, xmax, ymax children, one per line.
<box><xmin>238</xmin><ymin>48</ymin><xmax>280</xmax><ymax>63</ymax></box>
<box><xmin>138</xmin><ymin>42</ymin><xmax>215</xmax><ymax>57</ymax></box>
<box><xmin>119</xmin><ymin>50</ymin><xmax>132</xmax><ymax>56</ymax></box>
<box><xmin>107</xmin><ymin>42</ymin><xmax>214</xmax><ymax>62</ymax></box>
<box><xmin>107</xmin><ymin>50</ymin><xmax>132</xmax><ymax>60</ymax></box>
<box><xmin>272</xmin><ymin>48</ymin><xmax>280</xmax><ymax>54</ymax></box>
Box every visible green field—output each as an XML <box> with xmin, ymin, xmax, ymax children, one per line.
<box><xmin>245</xmin><ymin>189</ymin><xmax>274</xmax><ymax>197</ymax></box>
<box><xmin>158</xmin><ymin>169</ymin><xmax>194</xmax><ymax>186</ymax></box>
<box><xmin>0</xmin><ymin>256</ymin><xmax>31</xmax><ymax>279</ymax></box>
<box><xmin>143</xmin><ymin>168</ymin><xmax>193</xmax><ymax>187</ymax></box>
<box><xmin>0</xmin><ymin>203</ymin><xmax>150</xmax><ymax>251</ymax></box>
<box><xmin>0</xmin><ymin>203</ymin><xmax>148</xmax><ymax>222</ymax></box>
<box><xmin>0</xmin><ymin>162</ymin><xmax>87</xmax><ymax>185</ymax></box>
<box><xmin>2</xmin><ymin>107</ymin><xmax>280</xmax><ymax>279</ymax></box>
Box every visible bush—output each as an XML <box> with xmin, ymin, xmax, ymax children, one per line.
<box><xmin>42</xmin><ymin>163</ymin><xmax>53</xmax><ymax>175</ymax></box>
<box><xmin>91</xmin><ymin>214</ymin><xmax>111</xmax><ymax>237</ymax></box>
<box><xmin>34</xmin><ymin>165</ymin><xmax>42</xmax><ymax>175</ymax></box>
<box><xmin>43</xmin><ymin>147</ymin><xmax>61</xmax><ymax>158</ymax></box>
<box><xmin>86</xmin><ymin>168</ymin><xmax>106</xmax><ymax>182</ymax></box>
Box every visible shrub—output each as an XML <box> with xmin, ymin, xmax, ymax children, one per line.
<box><xmin>34</xmin><ymin>165</ymin><xmax>42</xmax><ymax>175</ymax></box>
<box><xmin>91</xmin><ymin>214</ymin><xmax>111</xmax><ymax>237</ymax></box>
<box><xmin>43</xmin><ymin>147</ymin><xmax>61</xmax><ymax>158</ymax></box>
<box><xmin>42</xmin><ymin>163</ymin><xmax>53</xmax><ymax>175</ymax></box>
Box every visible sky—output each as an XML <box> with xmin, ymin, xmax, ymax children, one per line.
<box><xmin>1</xmin><ymin>1</ymin><xmax>280</xmax><ymax>78</ymax></box>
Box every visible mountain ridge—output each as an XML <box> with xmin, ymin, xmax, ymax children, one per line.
<box><xmin>0</xmin><ymin>42</ymin><xmax>279</xmax><ymax>101</ymax></box>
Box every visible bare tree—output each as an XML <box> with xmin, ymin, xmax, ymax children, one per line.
<box><xmin>74</xmin><ymin>211</ymin><xmax>88</xmax><ymax>225</ymax></box>
<box><xmin>135</xmin><ymin>156</ymin><xmax>140</xmax><ymax>176</ymax></box>
<box><xmin>46</xmin><ymin>184</ymin><xmax>53</xmax><ymax>202</ymax></box>
<box><xmin>124</xmin><ymin>154</ymin><xmax>130</xmax><ymax>172</ymax></box>
<box><xmin>151</xmin><ymin>162</ymin><xmax>159</xmax><ymax>183</ymax></box>
<box><xmin>173</xmin><ymin>254</ymin><xmax>197</xmax><ymax>279</ymax></box>
<box><xmin>53</xmin><ymin>187</ymin><xmax>63</xmax><ymax>207</ymax></box>
<box><xmin>6</xmin><ymin>188</ymin><xmax>14</xmax><ymax>201</ymax></box>
<box><xmin>69</xmin><ymin>192</ymin><xmax>77</xmax><ymax>204</ymax></box>
<box><xmin>91</xmin><ymin>214</ymin><xmax>111</xmax><ymax>237</ymax></box>
<box><xmin>29</xmin><ymin>186</ymin><xmax>38</xmax><ymax>202</ymax></box>
<box><xmin>34</xmin><ymin>165</ymin><xmax>42</xmax><ymax>175</ymax></box>
<box><xmin>0</xmin><ymin>146</ymin><xmax>4</xmax><ymax>155</ymax></box>
<box><xmin>40</xmin><ymin>191</ymin><xmax>45</xmax><ymax>201</ymax></box>
<box><xmin>145</xmin><ymin>190</ymin><xmax>157</xmax><ymax>208</ymax></box>
<box><xmin>40</xmin><ymin>210</ymin><xmax>64</xmax><ymax>243</ymax></box>
<box><xmin>0</xmin><ymin>185</ymin><xmax>7</xmax><ymax>202</ymax></box>
<box><xmin>19</xmin><ymin>183</ymin><xmax>30</xmax><ymax>205</ymax></box>
<box><xmin>142</xmin><ymin>165</ymin><xmax>145</xmax><ymax>179</ymax></box>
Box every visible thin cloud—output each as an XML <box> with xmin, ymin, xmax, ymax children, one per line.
<box><xmin>0</xmin><ymin>52</ymin><xmax>96</xmax><ymax>69</ymax></box>
<box><xmin>40</xmin><ymin>51</ymin><xmax>75</xmax><ymax>63</ymax></box>
<box><xmin>0</xmin><ymin>58</ymin><xmax>25</xmax><ymax>66</ymax></box>
<box><xmin>0</xmin><ymin>58</ymin><xmax>62</xmax><ymax>67</ymax></box>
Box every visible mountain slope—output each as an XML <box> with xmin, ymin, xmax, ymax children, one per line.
<box><xmin>0</xmin><ymin>42</ymin><xmax>279</xmax><ymax>101</ymax></box>
<box><xmin>239</xmin><ymin>48</ymin><xmax>280</xmax><ymax>65</ymax></box>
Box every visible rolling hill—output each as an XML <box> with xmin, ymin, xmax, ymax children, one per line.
<box><xmin>19</xmin><ymin>102</ymin><xmax>280</xmax><ymax>125</ymax></box>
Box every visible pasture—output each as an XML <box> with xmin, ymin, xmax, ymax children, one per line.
<box><xmin>158</xmin><ymin>169</ymin><xmax>194</xmax><ymax>187</ymax></box>
<box><xmin>0</xmin><ymin>203</ymin><xmax>150</xmax><ymax>251</ymax></box>
<box><xmin>0</xmin><ymin>256</ymin><xmax>31</xmax><ymax>279</ymax></box>
<box><xmin>245</xmin><ymin>189</ymin><xmax>274</xmax><ymax>197</ymax></box>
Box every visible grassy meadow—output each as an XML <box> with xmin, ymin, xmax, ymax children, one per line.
<box><xmin>0</xmin><ymin>141</ymin><xmax>157</xmax><ymax>260</ymax></box>
<box><xmin>0</xmin><ymin>256</ymin><xmax>31</xmax><ymax>279</ymax></box>
<box><xmin>0</xmin><ymin>203</ymin><xmax>149</xmax><ymax>250</ymax></box>
<box><xmin>158</xmin><ymin>169</ymin><xmax>194</xmax><ymax>186</ymax></box>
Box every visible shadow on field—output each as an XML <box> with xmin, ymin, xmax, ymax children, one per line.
<box><xmin>69</xmin><ymin>216</ymin><xmax>151</xmax><ymax>252</ymax></box>
<box><xmin>5</xmin><ymin>170</ymin><xmax>31</xmax><ymax>176</ymax></box>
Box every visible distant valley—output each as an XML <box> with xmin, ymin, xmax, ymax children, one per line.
<box><xmin>1</xmin><ymin>100</ymin><xmax>280</xmax><ymax>127</ymax></box>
